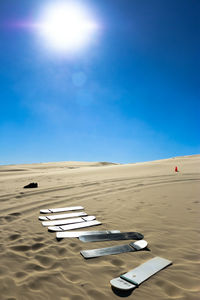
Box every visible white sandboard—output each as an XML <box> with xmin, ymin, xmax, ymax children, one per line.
<box><xmin>39</xmin><ymin>211</ymin><xmax>87</xmax><ymax>221</ymax></box>
<box><xmin>48</xmin><ymin>220</ymin><xmax>101</xmax><ymax>232</ymax></box>
<box><xmin>56</xmin><ymin>230</ymin><xmax>120</xmax><ymax>238</ymax></box>
<box><xmin>40</xmin><ymin>206</ymin><xmax>84</xmax><ymax>214</ymax></box>
<box><xmin>42</xmin><ymin>216</ymin><xmax>96</xmax><ymax>227</ymax></box>
<box><xmin>110</xmin><ymin>257</ymin><xmax>172</xmax><ymax>291</ymax></box>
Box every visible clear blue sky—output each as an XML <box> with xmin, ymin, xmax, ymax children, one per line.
<box><xmin>0</xmin><ymin>0</ymin><xmax>199</xmax><ymax>164</ymax></box>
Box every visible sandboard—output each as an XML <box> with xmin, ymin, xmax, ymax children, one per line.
<box><xmin>80</xmin><ymin>240</ymin><xmax>147</xmax><ymax>259</ymax></box>
<box><xmin>39</xmin><ymin>211</ymin><xmax>87</xmax><ymax>221</ymax></box>
<box><xmin>56</xmin><ymin>230</ymin><xmax>120</xmax><ymax>239</ymax></box>
<box><xmin>48</xmin><ymin>220</ymin><xmax>101</xmax><ymax>232</ymax></box>
<box><xmin>40</xmin><ymin>206</ymin><xmax>84</xmax><ymax>214</ymax></box>
<box><xmin>42</xmin><ymin>216</ymin><xmax>95</xmax><ymax>227</ymax></box>
<box><xmin>110</xmin><ymin>256</ymin><xmax>172</xmax><ymax>291</ymax></box>
<box><xmin>79</xmin><ymin>232</ymin><xmax>143</xmax><ymax>242</ymax></box>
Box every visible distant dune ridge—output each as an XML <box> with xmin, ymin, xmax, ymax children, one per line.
<box><xmin>0</xmin><ymin>155</ymin><xmax>199</xmax><ymax>299</ymax></box>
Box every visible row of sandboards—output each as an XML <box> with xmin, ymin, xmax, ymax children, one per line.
<box><xmin>39</xmin><ymin>205</ymin><xmax>172</xmax><ymax>291</ymax></box>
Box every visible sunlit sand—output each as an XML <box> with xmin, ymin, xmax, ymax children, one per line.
<box><xmin>0</xmin><ymin>155</ymin><xmax>199</xmax><ymax>299</ymax></box>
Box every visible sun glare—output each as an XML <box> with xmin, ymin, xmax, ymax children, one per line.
<box><xmin>37</xmin><ymin>2</ymin><xmax>98</xmax><ymax>52</ymax></box>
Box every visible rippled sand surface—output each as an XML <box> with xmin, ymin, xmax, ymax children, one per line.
<box><xmin>0</xmin><ymin>156</ymin><xmax>199</xmax><ymax>300</ymax></box>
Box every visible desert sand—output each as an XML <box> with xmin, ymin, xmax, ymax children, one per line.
<box><xmin>0</xmin><ymin>155</ymin><xmax>199</xmax><ymax>300</ymax></box>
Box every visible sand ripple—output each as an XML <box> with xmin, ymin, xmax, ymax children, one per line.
<box><xmin>0</xmin><ymin>156</ymin><xmax>199</xmax><ymax>299</ymax></box>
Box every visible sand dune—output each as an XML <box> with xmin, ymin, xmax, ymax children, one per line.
<box><xmin>0</xmin><ymin>155</ymin><xmax>199</xmax><ymax>299</ymax></box>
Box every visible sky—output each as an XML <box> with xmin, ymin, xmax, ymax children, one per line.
<box><xmin>0</xmin><ymin>0</ymin><xmax>199</xmax><ymax>164</ymax></box>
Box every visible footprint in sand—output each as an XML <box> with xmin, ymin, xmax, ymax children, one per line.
<box><xmin>57</xmin><ymin>247</ymin><xmax>67</xmax><ymax>255</ymax></box>
<box><xmin>15</xmin><ymin>271</ymin><xmax>27</xmax><ymax>279</ymax></box>
<box><xmin>33</xmin><ymin>236</ymin><xmax>45</xmax><ymax>242</ymax></box>
<box><xmin>69</xmin><ymin>242</ymin><xmax>81</xmax><ymax>251</ymax></box>
<box><xmin>9</xmin><ymin>212</ymin><xmax>21</xmax><ymax>217</ymax></box>
<box><xmin>11</xmin><ymin>245</ymin><xmax>30</xmax><ymax>252</ymax></box>
<box><xmin>110</xmin><ymin>258</ymin><xmax>124</xmax><ymax>267</ymax></box>
<box><xmin>4</xmin><ymin>216</ymin><xmax>13</xmax><ymax>222</ymax></box>
<box><xmin>35</xmin><ymin>254</ymin><xmax>53</xmax><ymax>267</ymax></box>
<box><xmin>31</xmin><ymin>243</ymin><xmax>45</xmax><ymax>251</ymax></box>
<box><xmin>25</xmin><ymin>262</ymin><xmax>45</xmax><ymax>272</ymax></box>
<box><xmin>8</xmin><ymin>234</ymin><xmax>21</xmax><ymax>241</ymax></box>
<box><xmin>28</xmin><ymin>278</ymin><xmax>43</xmax><ymax>290</ymax></box>
<box><xmin>3</xmin><ymin>212</ymin><xmax>21</xmax><ymax>223</ymax></box>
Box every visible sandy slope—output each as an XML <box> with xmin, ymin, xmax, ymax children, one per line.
<box><xmin>0</xmin><ymin>155</ymin><xmax>199</xmax><ymax>300</ymax></box>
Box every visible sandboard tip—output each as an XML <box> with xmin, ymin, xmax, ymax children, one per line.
<box><xmin>110</xmin><ymin>277</ymin><xmax>136</xmax><ymax>291</ymax></box>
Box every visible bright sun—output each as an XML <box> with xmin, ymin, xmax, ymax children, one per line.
<box><xmin>38</xmin><ymin>2</ymin><xmax>97</xmax><ymax>52</ymax></box>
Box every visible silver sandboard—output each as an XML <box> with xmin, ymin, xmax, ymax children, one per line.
<box><xmin>79</xmin><ymin>232</ymin><xmax>144</xmax><ymax>242</ymax></box>
<box><xmin>80</xmin><ymin>240</ymin><xmax>147</xmax><ymax>259</ymax></box>
<box><xmin>110</xmin><ymin>256</ymin><xmax>172</xmax><ymax>290</ymax></box>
